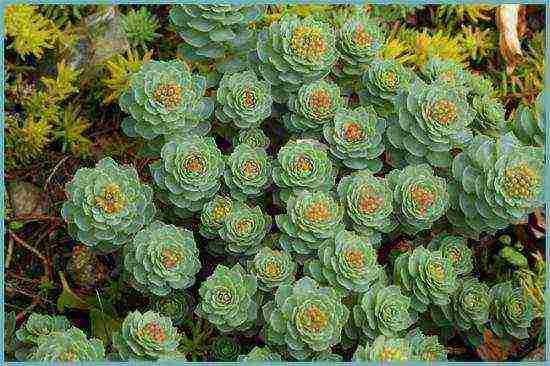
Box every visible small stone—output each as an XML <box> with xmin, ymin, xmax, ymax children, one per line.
<box><xmin>67</xmin><ymin>6</ymin><xmax>129</xmax><ymax>71</ymax></box>
<box><xmin>8</xmin><ymin>181</ymin><xmax>49</xmax><ymax>217</ymax></box>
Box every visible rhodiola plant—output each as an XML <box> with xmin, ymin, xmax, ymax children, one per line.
<box><xmin>262</xmin><ymin>277</ymin><xmax>349</xmax><ymax>360</ymax></box>
<box><xmin>251</xmin><ymin>14</ymin><xmax>338</xmax><ymax>103</ymax></box>
<box><xmin>123</xmin><ymin>221</ymin><xmax>201</xmax><ymax>296</ymax></box>
<box><xmin>61</xmin><ymin>158</ymin><xmax>155</xmax><ymax>253</ymax></box>
<box><xmin>41</xmin><ymin>3</ymin><xmax>546</xmax><ymax>363</ymax></box>
<box><xmin>119</xmin><ymin>60</ymin><xmax>213</xmax><ymax>140</ymax></box>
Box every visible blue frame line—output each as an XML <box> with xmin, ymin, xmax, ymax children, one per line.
<box><xmin>0</xmin><ymin>1</ymin><xmax>548</xmax><ymax>365</ymax></box>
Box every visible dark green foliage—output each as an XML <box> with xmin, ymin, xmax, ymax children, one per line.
<box><xmin>121</xmin><ymin>7</ymin><xmax>160</xmax><ymax>49</ymax></box>
<box><xmin>210</xmin><ymin>336</ymin><xmax>240</xmax><ymax>361</ymax></box>
<box><xmin>153</xmin><ymin>291</ymin><xmax>194</xmax><ymax>326</ymax></box>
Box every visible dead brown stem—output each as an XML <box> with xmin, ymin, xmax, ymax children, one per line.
<box><xmin>8</xmin><ymin>229</ymin><xmax>52</xmax><ymax>281</ymax></box>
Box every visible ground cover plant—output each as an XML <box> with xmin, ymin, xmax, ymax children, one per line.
<box><xmin>3</xmin><ymin>3</ymin><xmax>546</xmax><ymax>362</ymax></box>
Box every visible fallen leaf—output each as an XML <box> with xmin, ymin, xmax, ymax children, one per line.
<box><xmin>475</xmin><ymin>329</ymin><xmax>512</xmax><ymax>361</ymax></box>
<box><xmin>90</xmin><ymin>308</ymin><xmax>121</xmax><ymax>346</ymax></box>
<box><xmin>57</xmin><ymin>271</ymin><xmax>91</xmax><ymax>312</ymax></box>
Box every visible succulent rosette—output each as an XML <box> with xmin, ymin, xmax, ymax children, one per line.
<box><xmin>251</xmin><ymin>15</ymin><xmax>338</xmax><ymax>103</ymax></box>
<box><xmin>388</xmin><ymin>79</ymin><xmax>474</xmax><ymax>168</ymax></box>
<box><xmin>153</xmin><ymin>291</ymin><xmax>194</xmax><ymax>326</ymax></box>
<box><xmin>393</xmin><ymin>246</ymin><xmax>458</xmax><ymax>313</ymax></box>
<box><xmin>472</xmin><ymin>94</ymin><xmax>507</xmax><ymax>132</ymax></box>
<box><xmin>248</xmin><ymin>247</ymin><xmax>296</xmax><ymax>291</ymax></box>
<box><xmin>448</xmin><ymin>134</ymin><xmax>544</xmax><ymax>238</ymax></box>
<box><xmin>491</xmin><ymin>136</ymin><xmax>545</xmax><ymax>211</ymax></box>
<box><xmin>359</xmin><ymin>58</ymin><xmax>413</xmax><ymax>116</ymax></box>
<box><xmin>351</xmin><ymin>284</ymin><xmax>416</xmax><ymax>339</ymax></box>
<box><xmin>262</xmin><ymin>277</ymin><xmax>349</xmax><ymax>359</ymax></box>
<box><xmin>169</xmin><ymin>5</ymin><xmax>265</xmax><ymax>60</ymax></box>
<box><xmin>61</xmin><ymin>157</ymin><xmax>155</xmax><ymax>253</ymax></box>
<box><xmin>16</xmin><ymin>313</ymin><xmax>71</xmax><ymax>346</ymax></box>
<box><xmin>406</xmin><ymin>328</ymin><xmax>447</xmax><ymax>361</ymax></box>
<box><xmin>511</xmin><ymin>91</ymin><xmax>544</xmax><ymax>147</ymax></box>
<box><xmin>336</xmin><ymin>12</ymin><xmax>384</xmax><ymax>76</ymax></box>
<box><xmin>352</xmin><ymin>335</ymin><xmax>411</xmax><ymax>362</ymax></box>
<box><xmin>219</xmin><ymin>204</ymin><xmax>272</xmax><ymax>255</ymax></box>
<box><xmin>438</xmin><ymin>277</ymin><xmax>491</xmax><ymax>332</ymax></box>
<box><xmin>119</xmin><ymin>60</ymin><xmax>213</xmax><ymax>140</ymax></box>
<box><xmin>112</xmin><ymin>310</ymin><xmax>183</xmax><ymax>361</ymax></box>
<box><xmin>283</xmin><ymin>80</ymin><xmax>345</xmax><ymax>133</ymax></box>
<box><xmin>305</xmin><ymin>230</ymin><xmax>383</xmax><ymax>294</ymax></box>
<box><xmin>195</xmin><ymin>264</ymin><xmax>259</xmax><ymax>332</ymax></box>
<box><xmin>28</xmin><ymin>328</ymin><xmax>105</xmax><ymax>362</ymax></box>
<box><xmin>427</xmin><ymin>233</ymin><xmax>473</xmax><ymax>276</ymax></box>
<box><xmin>238</xmin><ymin>346</ymin><xmax>282</xmax><ymax>361</ymax></box>
<box><xmin>277</xmin><ymin>190</ymin><xmax>345</xmax><ymax>255</ymax></box>
<box><xmin>337</xmin><ymin>170</ymin><xmax>397</xmax><ymax>234</ymax></box>
<box><xmin>31</xmin><ymin>7</ymin><xmax>550</xmax><ymax>362</ymax></box>
<box><xmin>234</xmin><ymin>127</ymin><xmax>270</xmax><ymax>150</ymax></box>
<box><xmin>123</xmin><ymin>221</ymin><xmax>201</xmax><ymax>296</ymax></box>
<box><xmin>150</xmin><ymin>136</ymin><xmax>224</xmax><ymax>213</ymax></box>
<box><xmin>223</xmin><ymin>144</ymin><xmax>272</xmax><ymax>199</ymax></box>
<box><xmin>272</xmin><ymin>139</ymin><xmax>336</xmax><ymax>200</ymax></box>
<box><xmin>215</xmin><ymin>70</ymin><xmax>273</xmax><ymax>129</ymax></box>
<box><xmin>387</xmin><ymin>164</ymin><xmax>449</xmax><ymax>235</ymax></box>
<box><xmin>211</xmin><ymin>336</ymin><xmax>241</xmax><ymax>361</ymax></box>
<box><xmin>466</xmin><ymin>72</ymin><xmax>494</xmax><ymax>97</ymax></box>
<box><xmin>323</xmin><ymin>106</ymin><xmax>386</xmax><ymax>172</ymax></box>
<box><xmin>489</xmin><ymin>281</ymin><xmax>535</xmax><ymax>339</ymax></box>
<box><xmin>199</xmin><ymin>195</ymin><xmax>235</xmax><ymax>238</ymax></box>
<box><xmin>419</xmin><ymin>58</ymin><xmax>469</xmax><ymax>90</ymax></box>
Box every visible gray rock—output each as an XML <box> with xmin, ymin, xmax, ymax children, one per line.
<box><xmin>8</xmin><ymin>181</ymin><xmax>50</xmax><ymax>217</ymax></box>
<box><xmin>67</xmin><ymin>5</ymin><xmax>129</xmax><ymax>71</ymax></box>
